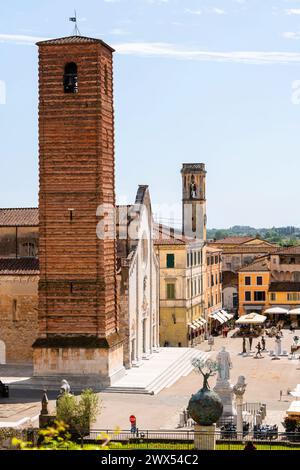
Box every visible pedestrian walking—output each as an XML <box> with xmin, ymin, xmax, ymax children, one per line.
<box><xmin>261</xmin><ymin>336</ymin><xmax>266</xmax><ymax>351</ymax></box>
<box><xmin>255</xmin><ymin>341</ymin><xmax>262</xmax><ymax>358</ymax></box>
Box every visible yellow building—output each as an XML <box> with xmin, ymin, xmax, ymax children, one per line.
<box><xmin>238</xmin><ymin>247</ymin><xmax>300</xmax><ymax>324</ymax></box>
<box><xmin>205</xmin><ymin>246</ymin><xmax>223</xmax><ymax>318</ymax></box>
<box><xmin>238</xmin><ymin>258</ymin><xmax>270</xmax><ymax>316</ymax></box>
<box><xmin>155</xmin><ymin>225</ymin><xmax>206</xmax><ymax>347</ymax></box>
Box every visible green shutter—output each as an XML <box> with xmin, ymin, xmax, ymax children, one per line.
<box><xmin>166</xmin><ymin>254</ymin><xmax>175</xmax><ymax>268</ymax></box>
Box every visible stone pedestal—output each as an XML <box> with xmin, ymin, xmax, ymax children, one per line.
<box><xmin>33</xmin><ymin>338</ymin><xmax>125</xmax><ymax>389</ymax></box>
<box><xmin>194</xmin><ymin>424</ymin><xmax>216</xmax><ymax>450</ymax></box>
<box><xmin>213</xmin><ymin>380</ymin><xmax>236</xmax><ymax>422</ymax></box>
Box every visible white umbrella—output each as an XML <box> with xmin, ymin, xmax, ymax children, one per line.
<box><xmin>264</xmin><ymin>307</ymin><xmax>289</xmax><ymax>315</ymax></box>
<box><xmin>289</xmin><ymin>308</ymin><xmax>300</xmax><ymax>315</ymax></box>
<box><xmin>236</xmin><ymin>313</ymin><xmax>267</xmax><ymax>325</ymax></box>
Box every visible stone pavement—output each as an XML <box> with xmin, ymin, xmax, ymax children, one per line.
<box><xmin>0</xmin><ymin>330</ymin><xmax>299</xmax><ymax>430</ymax></box>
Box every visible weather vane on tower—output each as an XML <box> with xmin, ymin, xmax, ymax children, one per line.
<box><xmin>69</xmin><ymin>10</ymin><xmax>81</xmax><ymax>36</ymax></box>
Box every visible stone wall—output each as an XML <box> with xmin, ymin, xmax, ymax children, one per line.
<box><xmin>0</xmin><ymin>275</ymin><xmax>38</xmax><ymax>363</ymax></box>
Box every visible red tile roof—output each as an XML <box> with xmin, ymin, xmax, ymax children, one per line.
<box><xmin>275</xmin><ymin>246</ymin><xmax>300</xmax><ymax>255</ymax></box>
<box><xmin>37</xmin><ymin>36</ymin><xmax>115</xmax><ymax>51</ymax></box>
<box><xmin>0</xmin><ymin>258</ymin><xmax>39</xmax><ymax>275</ymax></box>
<box><xmin>210</xmin><ymin>236</ymin><xmax>255</xmax><ymax>245</ymax></box>
<box><xmin>0</xmin><ymin>208</ymin><xmax>38</xmax><ymax>227</ymax></box>
<box><xmin>153</xmin><ymin>224</ymin><xmax>200</xmax><ymax>246</ymax></box>
<box><xmin>239</xmin><ymin>257</ymin><xmax>270</xmax><ymax>272</ymax></box>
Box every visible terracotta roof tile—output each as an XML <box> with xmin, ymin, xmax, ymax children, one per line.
<box><xmin>0</xmin><ymin>208</ymin><xmax>38</xmax><ymax>227</ymax></box>
<box><xmin>239</xmin><ymin>257</ymin><xmax>270</xmax><ymax>272</ymax></box>
<box><xmin>37</xmin><ymin>35</ymin><xmax>115</xmax><ymax>51</ymax></box>
<box><xmin>0</xmin><ymin>258</ymin><xmax>39</xmax><ymax>275</ymax></box>
<box><xmin>275</xmin><ymin>246</ymin><xmax>300</xmax><ymax>255</ymax></box>
<box><xmin>210</xmin><ymin>236</ymin><xmax>255</xmax><ymax>245</ymax></box>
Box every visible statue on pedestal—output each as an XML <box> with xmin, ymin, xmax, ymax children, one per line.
<box><xmin>275</xmin><ymin>336</ymin><xmax>282</xmax><ymax>356</ymax></box>
<box><xmin>216</xmin><ymin>347</ymin><xmax>232</xmax><ymax>382</ymax></box>
<box><xmin>233</xmin><ymin>376</ymin><xmax>247</xmax><ymax>437</ymax></box>
<box><xmin>214</xmin><ymin>347</ymin><xmax>236</xmax><ymax>422</ymax></box>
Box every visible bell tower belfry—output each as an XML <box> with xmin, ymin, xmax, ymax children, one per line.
<box><xmin>181</xmin><ymin>163</ymin><xmax>207</xmax><ymax>242</ymax></box>
<box><xmin>32</xmin><ymin>35</ymin><xmax>124</xmax><ymax>387</ymax></box>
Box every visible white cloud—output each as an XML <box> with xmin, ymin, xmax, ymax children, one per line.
<box><xmin>185</xmin><ymin>8</ymin><xmax>202</xmax><ymax>16</ymax></box>
<box><xmin>211</xmin><ymin>8</ymin><xmax>226</xmax><ymax>15</ymax></box>
<box><xmin>286</xmin><ymin>8</ymin><xmax>300</xmax><ymax>15</ymax></box>
<box><xmin>109</xmin><ymin>28</ymin><xmax>130</xmax><ymax>35</ymax></box>
<box><xmin>115</xmin><ymin>42</ymin><xmax>300</xmax><ymax>65</ymax></box>
<box><xmin>282</xmin><ymin>31</ymin><xmax>300</xmax><ymax>40</ymax></box>
<box><xmin>0</xmin><ymin>33</ymin><xmax>46</xmax><ymax>45</ymax></box>
<box><xmin>2</xmin><ymin>34</ymin><xmax>300</xmax><ymax>65</ymax></box>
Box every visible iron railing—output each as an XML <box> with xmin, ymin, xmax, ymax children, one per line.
<box><xmin>85</xmin><ymin>429</ymin><xmax>300</xmax><ymax>450</ymax></box>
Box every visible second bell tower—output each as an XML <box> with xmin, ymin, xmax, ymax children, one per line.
<box><xmin>181</xmin><ymin>163</ymin><xmax>207</xmax><ymax>242</ymax></box>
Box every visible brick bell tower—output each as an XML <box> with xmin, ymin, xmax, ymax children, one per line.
<box><xmin>181</xmin><ymin>163</ymin><xmax>207</xmax><ymax>241</ymax></box>
<box><xmin>33</xmin><ymin>36</ymin><xmax>124</xmax><ymax>387</ymax></box>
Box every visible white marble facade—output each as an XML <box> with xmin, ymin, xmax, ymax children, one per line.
<box><xmin>118</xmin><ymin>186</ymin><xmax>160</xmax><ymax>368</ymax></box>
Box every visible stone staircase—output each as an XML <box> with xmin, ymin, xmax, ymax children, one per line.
<box><xmin>103</xmin><ymin>347</ymin><xmax>209</xmax><ymax>395</ymax></box>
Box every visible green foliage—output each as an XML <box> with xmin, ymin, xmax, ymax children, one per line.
<box><xmin>283</xmin><ymin>417</ymin><xmax>300</xmax><ymax>433</ymax></box>
<box><xmin>207</xmin><ymin>226</ymin><xmax>300</xmax><ymax>246</ymax></box>
<box><xmin>56</xmin><ymin>389</ymin><xmax>100</xmax><ymax>446</ymax></box>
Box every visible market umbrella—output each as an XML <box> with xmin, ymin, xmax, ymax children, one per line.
<box><xmin>236</xmin><ymin>313</ymin><xmax>267</xmax><ymax>325</ymax></box>
<box><xmin>264</xmin><ymin>307</ymin><xmax>289</xmax><ymax>315</ymax></box>
<box><xmin>289</xmin><ymin>308</ymin><xmax>300</xmax><ymax>315</ymax></box>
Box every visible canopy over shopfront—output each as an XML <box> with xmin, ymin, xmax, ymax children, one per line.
<box><xmin>236</xmin><ymin>313</ymin><xmax>267</xmax><ymax>325</ymax></box>
<box><xmin>188</xmin><ymin>317</ymin><xmax>207</xmax><ymax>330</ymax></box>
<box><xmin>209</xmin><ymin>309</ymin><xmax>233</xmax><ymax>325</ymax></box>
<box><xmin>264</xmin><ymin>307</ymin><xmax>289</xmax><ymax>315</ymax></box>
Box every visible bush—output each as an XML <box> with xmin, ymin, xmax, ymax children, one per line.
<box><xmin>56</xmin><ymin>389</ymin><xmax>100</xmax><ymax>447</ymax></box>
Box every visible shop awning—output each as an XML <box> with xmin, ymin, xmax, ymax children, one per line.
<box><xmin>188</xmin><ymin>317</ymin><xmax>207</xmax><ymax>329</ymax></box>
<box><xmin>220</xmin><ymin>309</ymin><xmax>234</xmax><ymax>321</ymax></box>
<box><xmin>209</xmin><ymin>310</ymin><xmax>232</xmax><ymax>324</ymax></box>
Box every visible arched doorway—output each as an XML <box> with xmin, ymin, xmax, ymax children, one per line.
<box><xmin>0</xmin><ymin>340</ymin><xmax>6</xmax><ymax>364</ymax></box>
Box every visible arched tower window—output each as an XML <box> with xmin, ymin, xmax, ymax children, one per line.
<box><xmin>63</xmin><ymin>62</ymin><xmax>78</xmax><ymax>94</ymax></box>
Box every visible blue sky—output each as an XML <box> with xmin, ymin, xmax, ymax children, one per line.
<box><xmin>1</xmin><ymin>0</ymin><xmax>300</xmax><ymax>227</ymax></box>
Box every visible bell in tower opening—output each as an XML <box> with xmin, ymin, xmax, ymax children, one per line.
<box><xmin>63</xmin><ymin>62</ymin><xmax>78</xmax><ymax>93</ymax></box>
<box><xmin>190</xmin><ymin>175</ymin><xmax>197</xmax><ymax>200</ymax></box>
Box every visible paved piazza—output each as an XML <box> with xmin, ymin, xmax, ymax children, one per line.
<box><xmin>0</xmin><ymin>329</ymin><xmax>299</xmax><ymax>430</ymax></box>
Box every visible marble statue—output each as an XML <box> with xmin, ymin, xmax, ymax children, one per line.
<box><xmin>56</xmin><ymin>379</ymin><xmax>71</xmax><ymax>404</ymax></box>
<box><xmin>233</xmin><ymin>376</ymin><xmax>247</xmax><ymax>397</ymax></box>
<box><xmin>216</xmin><ymin>347</ymin><xmax>232</xmax><ymax>381</ymax></box>
<box><xmin>275</xmin><ymin>336</ymin><xmax>282</xmax><ymax>356</ymax></box>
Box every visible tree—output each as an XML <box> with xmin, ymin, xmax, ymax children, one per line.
<box><xmin>192</xmin><ymin>358</ymin><xmax>219</xmax><ymax>390</ymax></box>
<box><xmin>56</xmin><ymin>389</ymin><xmax>100</xmax><ymax>447</ymax></box>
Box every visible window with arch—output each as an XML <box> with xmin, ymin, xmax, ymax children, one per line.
<box><xmin>63</xmin><ymin>62</ymin><xmax>78</xmax><ymax>94</ymax></box>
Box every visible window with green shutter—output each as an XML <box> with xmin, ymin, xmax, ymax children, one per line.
<box><xmin>166</xmin><ymin>254</ymin><xmax>175</xmax><ymax>268</ymax></box>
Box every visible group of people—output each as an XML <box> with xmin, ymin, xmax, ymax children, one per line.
<box><xmin>242</xmin><ymin>335</ymin><xmax>267</xmax><ymax>357</ymax></box>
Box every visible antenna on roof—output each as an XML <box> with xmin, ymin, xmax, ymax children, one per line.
<box><xmin>69</xmin><ymin>10</ymin><xmax>81</xmax><ymax>36</ymax></box>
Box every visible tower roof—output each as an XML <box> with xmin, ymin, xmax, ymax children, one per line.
<box><xmin>36</xmin><ymin>35</ymin><xmax>115</xmax><ymax>52</ymax></box>
<box><xmin>181</xmin><ymin>163</ymin><xmax>206</xmax><ymax>173</ymax></box>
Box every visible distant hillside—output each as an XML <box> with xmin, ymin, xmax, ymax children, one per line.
<box><xmin>207</xmin><ymin>226</ymin><xmax>300</xmax><ymax>246</ymax></box>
